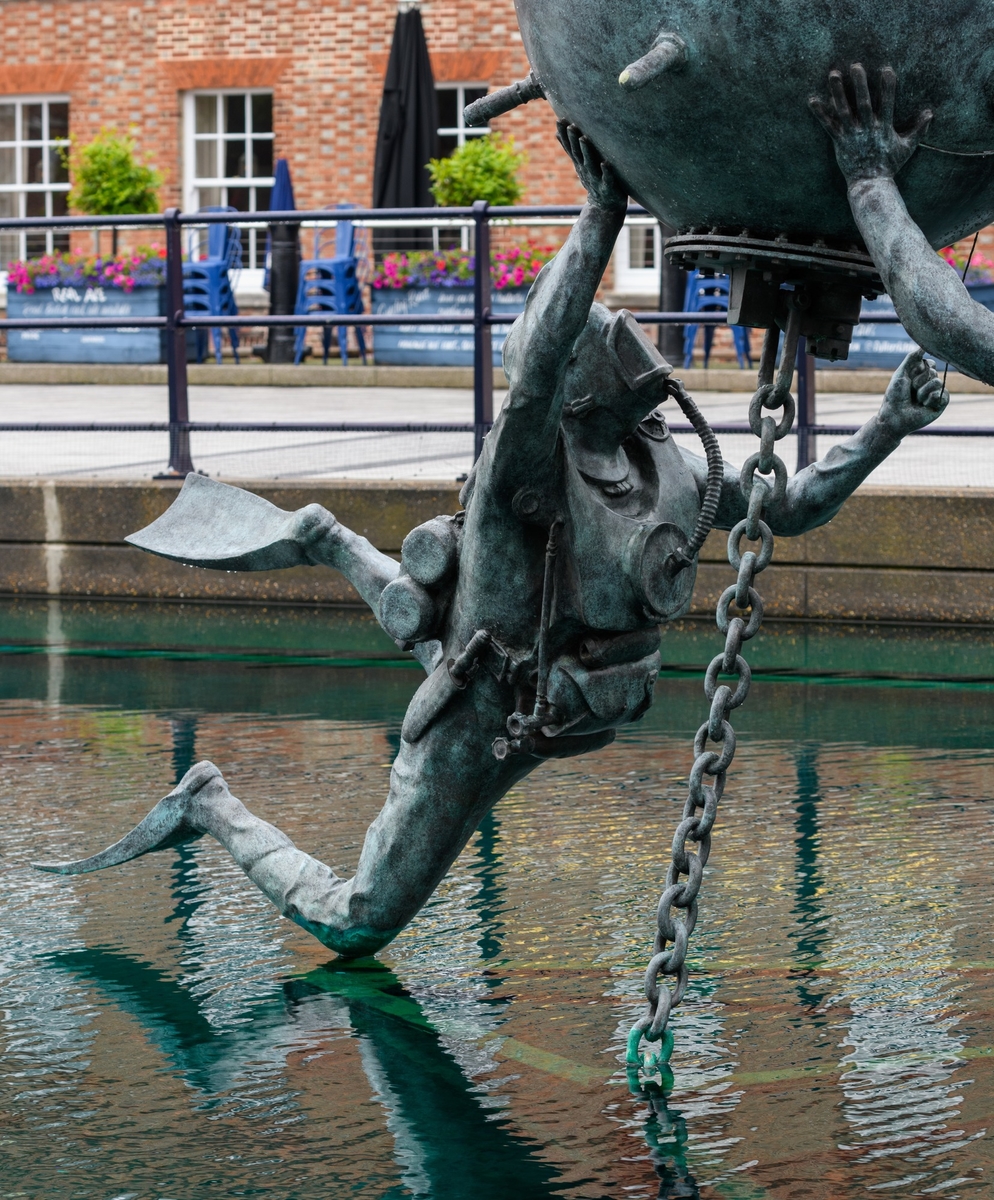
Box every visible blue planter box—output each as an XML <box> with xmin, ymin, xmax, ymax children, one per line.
<box><xmin>6</xmin><ymin>285</ymin><xmax>165</xmax><ymax>363</ymax></box>
<box><xmin>828</xmin><ymin>282</ymin><xmax>994</xmax><ymax>371</ymax></box>
<box><xmin>371</xmin><ymin>285</ymin><xmax>529</xmax><ymax>366</ymax></box>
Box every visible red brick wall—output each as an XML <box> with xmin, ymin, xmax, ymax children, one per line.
<box><xmin>0</xmin><ymin>0</ymin><xmax>584</xmax><ymax>211</ymax></box>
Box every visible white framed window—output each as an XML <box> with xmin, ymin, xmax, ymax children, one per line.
<box><xmin>182</xmin><ymin>90</ymin><xmax>275</xmax><ymax>270</ymax></box>
<box><xmin>613</xmin><ymin>219</ymin><xmax>661</xmax><ymax>296</ymax></box>
<box><xmin>436</xmin><ymin>84</ymin><xmax>489</xmax><ymax>158</ymax></box>
<box><xmin>0</xmin><ymin>96</ymin><xmax>70</xmax><ymax>263</ymax></box>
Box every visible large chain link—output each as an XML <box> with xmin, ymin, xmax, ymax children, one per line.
<box><xmin>627</xmin><ymin>302</ymin><xmax>804</xmax><ymax>1085</ymax></box>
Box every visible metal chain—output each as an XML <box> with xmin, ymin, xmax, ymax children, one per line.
<box><xmin>627</xmin><ymin>302</ymin><xmax>803</xmax><ymax>1084</ymax></box>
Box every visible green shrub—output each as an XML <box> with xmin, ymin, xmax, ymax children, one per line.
<box><xmin>427</xmin><ymin>132</ymin><xmax>525</xmax><ymax>207</ymax></box>
<box><xmin>66</xmin><ymin>128</ymin><xmax>162</xmax><ymax>216</ymax></box>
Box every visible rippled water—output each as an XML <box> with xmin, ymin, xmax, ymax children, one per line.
<box><xmin>1</xmin><ymin>608</ymin><xmax>993</xmax><ymax>1198</ymax></box>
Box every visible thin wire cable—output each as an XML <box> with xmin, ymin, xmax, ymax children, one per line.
<box><xmin>942</xmin><ymin>230</ymin><xmax>980</xmax><ymax>392</ymax></box>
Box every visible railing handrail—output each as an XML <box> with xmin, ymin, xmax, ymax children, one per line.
<box><xmin>0</xmin><ymin>203</ymin><xmax>618</xmax><ymax>232</ymax></box>
<box><xmin>0</xmin><ymin>201</ymin><xmax>975</xmax><ymax>480</ymax></box>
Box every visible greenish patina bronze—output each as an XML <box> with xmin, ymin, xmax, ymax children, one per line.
<box><xmin>508</xmin><ymin>0</ymin><xmax>994</xmax><ymax>249</ymax></box>
<box><xmin>811</xmin><ymin>62</ymin><xmax>994</xmax><ymax>384</ymax></box>
<box><xmin>33</xmin><ymin>127</ymin><xmax>949</xmax><ymax>958</ymax></box>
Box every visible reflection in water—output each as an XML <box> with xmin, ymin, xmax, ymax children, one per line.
<box><xmin>790</xmin><ymin>744</ymin><xmax>830</xmax><ymax>1015</ymax></box>
<box><xmin>474</xmin><ymin>808</ymin><xmax>505</xmax><ymax>964</ymax></box>
<box><xmin>50</xmin><ymin>947</ymin><xmax>567</xmax><ymax>1198</ymax></box>
<box><xmin>824</xmin><ymin>747</ymin><xmax>985</xmax><ymax>1192</ymax></box>
<box><xmin>4</xmin><ymin>652</ymin><xmax>994</xmax><ymax>1196</ymax></box>
<box><xmin>627</xmin><ymin>1078</ymin><xmax>700</xmax><ymax>1199</ymax></box>
<box><xmin>290</xmin><ymin>964</ymin><xmax>566</xmax><ymax>1199</ymax></box>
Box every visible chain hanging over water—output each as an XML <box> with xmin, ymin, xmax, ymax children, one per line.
<box><xmin>627</xmin><ymin>301</ymin><xmax>804</xmax><ymax>1088</ymax></box>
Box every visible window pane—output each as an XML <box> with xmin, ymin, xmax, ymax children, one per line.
<box><xmin>0</xmin><ymin>191</ymin><xmax>16</xmax><ymax>217</ymax></box>
<box><xmin>0</xmin><ymin>233</ymin><xmax>18</xmax><ymax>265</ymax></box>
<box><xmin>195</xmin><ymin>139</ymin><xmax>217</xmax><ymax>179</ymax></box>
<box><xmin>629</xmin><ymin>226</ymin><xmax>655</xmax><ymax>270</ymax></box>
<box><xmin>195</xmin><ymin>95</ymin><xmax>217</xmax><ymax>134</ymax></box>
<box><xmin>48</xmin><ymin>102</ymin><xmax>69</xmax><ymax>140</ymax></box>
<box><xmin>52</xmin><ymin>230</ymin><xmax>70</xmax><ymax>252</ymax></box>
<box><xmin>26</xmin><ymin>232</ymin><xmax>46</xmax><ymax>256</ymax></box>
<box><xmin>254</xmin><ymin>186</ymin><xmax>271</xmax><ymax>211</ymax></box>
<box><xmin>225</xmin><ymin>139</ymin><xmax>246</xmax><ymax>178</ymax></box>
<box><xmin>24</xmin><ymin>145</ymin><xmax>43</xmax><ymax>184</ymax></box>
<box><xmin>25</xmin><ymin>191</ymin><xmax>45</xmax><ymax>217</ymax></box>
<box><xmin>227</xmin><ymin>186</ymin><xmax>250</xmax><ymax>211</ymax></box>
<box><xmin>438</xmin><ymin>133</ymin><xmax>458</xmax><ymax>158</ymax></box>
<box><xmin>49</xmin><ymin>146</ymin><xmax>68</xmax><ymax>184</ymax></box>
<box><xmin>0</xmin><ymin>105</ymin><xmax>15</xmax><ymax>142</ymax></box>
<box><xmin>224</xmin><ymin>94</ymin><xmax>245</xmax><ymax>134</ymax></box>
<box><xmin>251</xmin><ymin>93</ymin><xmax>272</xmax><ymax>134</ymax></box>
<box><xmin>198</xmin><ymin>186</ymin><xmax>221</xmax><ymax>209</ymax></box>
<box><xmin>25</xmin><ymin>104</ymin><xmax>42</xmax><ymax>141</ymax></box>
<box><xmin>0</xmin><ymin>147</ymin><xmax>14</xmax><ymax>185</ymax></box>
<box><xmin>436</xmin><ymin>88</ymin><xmax>457</xmax><ymax>129</ymax></box>
<box><xmin>50</xmin><ymin>190</ymin><xmax>68</xmax><ymax>217</ymax></box>
<box><xmin>251</xmin><ymin>138</ymin><xmax>273</xmax><ymax>178</ymax></box>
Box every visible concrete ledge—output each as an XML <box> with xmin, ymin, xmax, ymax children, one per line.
<box><xmin>0</xmin><ymin>362</ymin><xmax>510</xmax><ymax>390</ymax></box>
<box><xmin>0</xmin><ymin>478</ymin><xmax>462</xmax><ymax>551</ymax></box>
<box><xmin>2</xmin><ymin>361</ymin><xmax>991</xmax><ymax>394</ymax></box>
<box><xmin>2</xmin><ymin>478</ymin><xmax>994</xmax><ymax>622</ymax></box>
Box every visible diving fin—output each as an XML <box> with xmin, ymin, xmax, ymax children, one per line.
<box><xmin>126</xmin><ymin>474</ymin><xmax>328</xmax><ymax>571</ymax></box>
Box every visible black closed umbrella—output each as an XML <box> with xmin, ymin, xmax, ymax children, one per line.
<box><xmin>265</xmin><ymin>158</ymin><xmax>300</xmax><ymax>364</ymax></box>
<box><xmin>373</xmin><ymin>2</ymin><xmax>438</xmax><ymax>252</ymax></box>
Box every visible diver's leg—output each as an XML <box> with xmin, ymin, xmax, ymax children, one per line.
<box><xmin>301</xmin><ymin>512</ymin><xmax>400</xmax><ymax>619</ymax></box>
<box><xmin>35</xmin><ymin>675</ymin><xmax>536</xmax><ymax>957</ymax></box>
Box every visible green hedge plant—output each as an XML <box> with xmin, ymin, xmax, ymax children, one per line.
<box><xmin>65</xmin><ymin>128</ymin><xmax>162</xmax><ymax>253</ymax></box>
<box><xmin>427</xmin><ymin>132</ymin><xmax>525</xmax><ymax>207</ymax></box>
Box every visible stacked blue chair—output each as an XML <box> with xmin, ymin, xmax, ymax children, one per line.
<box><xmin>183</xmin><ymin>207</ymin><xmax>242</xmax><ymax>365</ymax></box>
<box><xmin>293</xmin><ymin>204</ymin><xmax>368</xmax><ymax>366</ymax></box>
<box><xmin>682</xmin><ymin>270</ymin><xmax>752</xmax><ymax>369</ymax></box>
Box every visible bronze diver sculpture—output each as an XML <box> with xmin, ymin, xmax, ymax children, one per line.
<box><xmin>35</xmin><ymin>124</ymin><xmax>950</xmax><ymax>959</ymax></box>
<box><xmin>812</xmin><ymin>62</ymin><xmax>994</xmax><ymax>387</ymax></box>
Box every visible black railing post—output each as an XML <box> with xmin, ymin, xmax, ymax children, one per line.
<box><xmin>472</xmin><ymin>200</ymin><xmax>492</xmax><ymax>461</ymax></box>
<box><xmin>163</xmin><ymin>207</ymin><xmax>193</xmax><ymax>476</ymax></box>
<box><xmin>795</xmin><ymin>335</ymin><xmax>816</xmax><ymax>471</ymax></box>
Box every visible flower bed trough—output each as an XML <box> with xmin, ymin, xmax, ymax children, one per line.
<box><xmin>369</xmin><ymin>245</ymin><xmax>554</xmax><ymax>367</ymax></box>
<box><xmin>5</xmin><ymin>248</ymin><xmax>167</xmax><ymax>364</ymax></box>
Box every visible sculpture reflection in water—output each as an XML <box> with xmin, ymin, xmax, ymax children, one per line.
<box><xmin>47</xmin><ymin>719</ymin><xmax>703</xmax><ymax>1199</ymax></box>
<box><xmin>35</xmin><ymin>122</ymin><xmax>949</xmax><ymax>968</ymax></box>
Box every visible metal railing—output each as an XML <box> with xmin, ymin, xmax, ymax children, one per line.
<box><xmin>0</xmin><ymin>204</ymin><xmax>979</xmax><ymax>478</ymax></box>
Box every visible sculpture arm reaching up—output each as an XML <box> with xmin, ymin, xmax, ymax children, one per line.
<box><xmin>810</xmin><ymin>63</ymin><xmax>994</xmax><ymax>384</ymax></box>
<box><xmin>487</xmin><ymin>122</ymin><xmax>627</xmax><ymax>488</ymax></box>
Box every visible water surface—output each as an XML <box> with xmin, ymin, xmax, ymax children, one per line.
<box><xmin>1</xmin><ymin>603</ymin><xmax>993</xmax><ymax>1198</ymax></box>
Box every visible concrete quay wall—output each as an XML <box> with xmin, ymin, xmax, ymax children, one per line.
<box><xmin>0</xmin><ymin>479</ymin><xmax>992</xmax><ymax>625</ymax></box>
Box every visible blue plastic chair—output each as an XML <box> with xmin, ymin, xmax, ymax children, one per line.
<box><xmin>183</xmin><ymin>207</ymin><xmax>242</xmax><ymax>365</ymax></box>
<box><xmin>682</xmin><ymin>270</ymin><xmax>752</xmax><ymax>369</ymax></box>
<box><xmin>293</xmin><ymin>204</ymin><xmax>368</xmax><ymax>366</ymax></box>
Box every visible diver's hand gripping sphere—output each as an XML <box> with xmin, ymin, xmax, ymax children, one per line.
<box><xmin>555</xmin><ymin>121</ymin><xmax>628</xmax><ymax>214</ymax></box>
<box><xmin>810</xmin><ymin>64</ymin><xmax>933</xmax><ymax>185</ymax></box>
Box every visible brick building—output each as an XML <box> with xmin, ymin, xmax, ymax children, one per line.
<box><xmin>0</xmin><ymin>0</ymin><xmax>666</xmax><ymax>305</ymax></box>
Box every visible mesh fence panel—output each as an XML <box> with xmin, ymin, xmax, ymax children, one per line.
<box><xmin>0</xmin><ymin>429</ymin><xmax>476</xmax><ymax>481</ymax></box>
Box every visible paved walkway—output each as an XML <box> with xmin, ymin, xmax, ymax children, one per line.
<box><xmin>0</xmin><ymin>383</ymin><xmax>991</xmax><ymax>486</ymax></box>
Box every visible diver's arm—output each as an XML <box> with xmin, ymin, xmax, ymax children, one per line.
<box><xmin>680</xmin><ymin>350</ymin><xmax>948</xmax><ymax>536</ymax></box>
<box><xmin>811</xmin><ymin>63</ymin><xmax>994</xmax><ymax>383</ymax></box>
<box><xmin>848</xmin><ymin>180</ymin><xmax>994</xmax><ymax>382</ymax></box>
<box><xmin>492</xmin><ymin>125</ymin><xmax>627</xmax><ymax>477</ymax></box>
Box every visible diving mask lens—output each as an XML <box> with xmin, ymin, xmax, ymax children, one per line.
<box><xmin>606</xmin><ymin>309</ymin><xmax>673</xmax><ymax>391</ymax></box>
